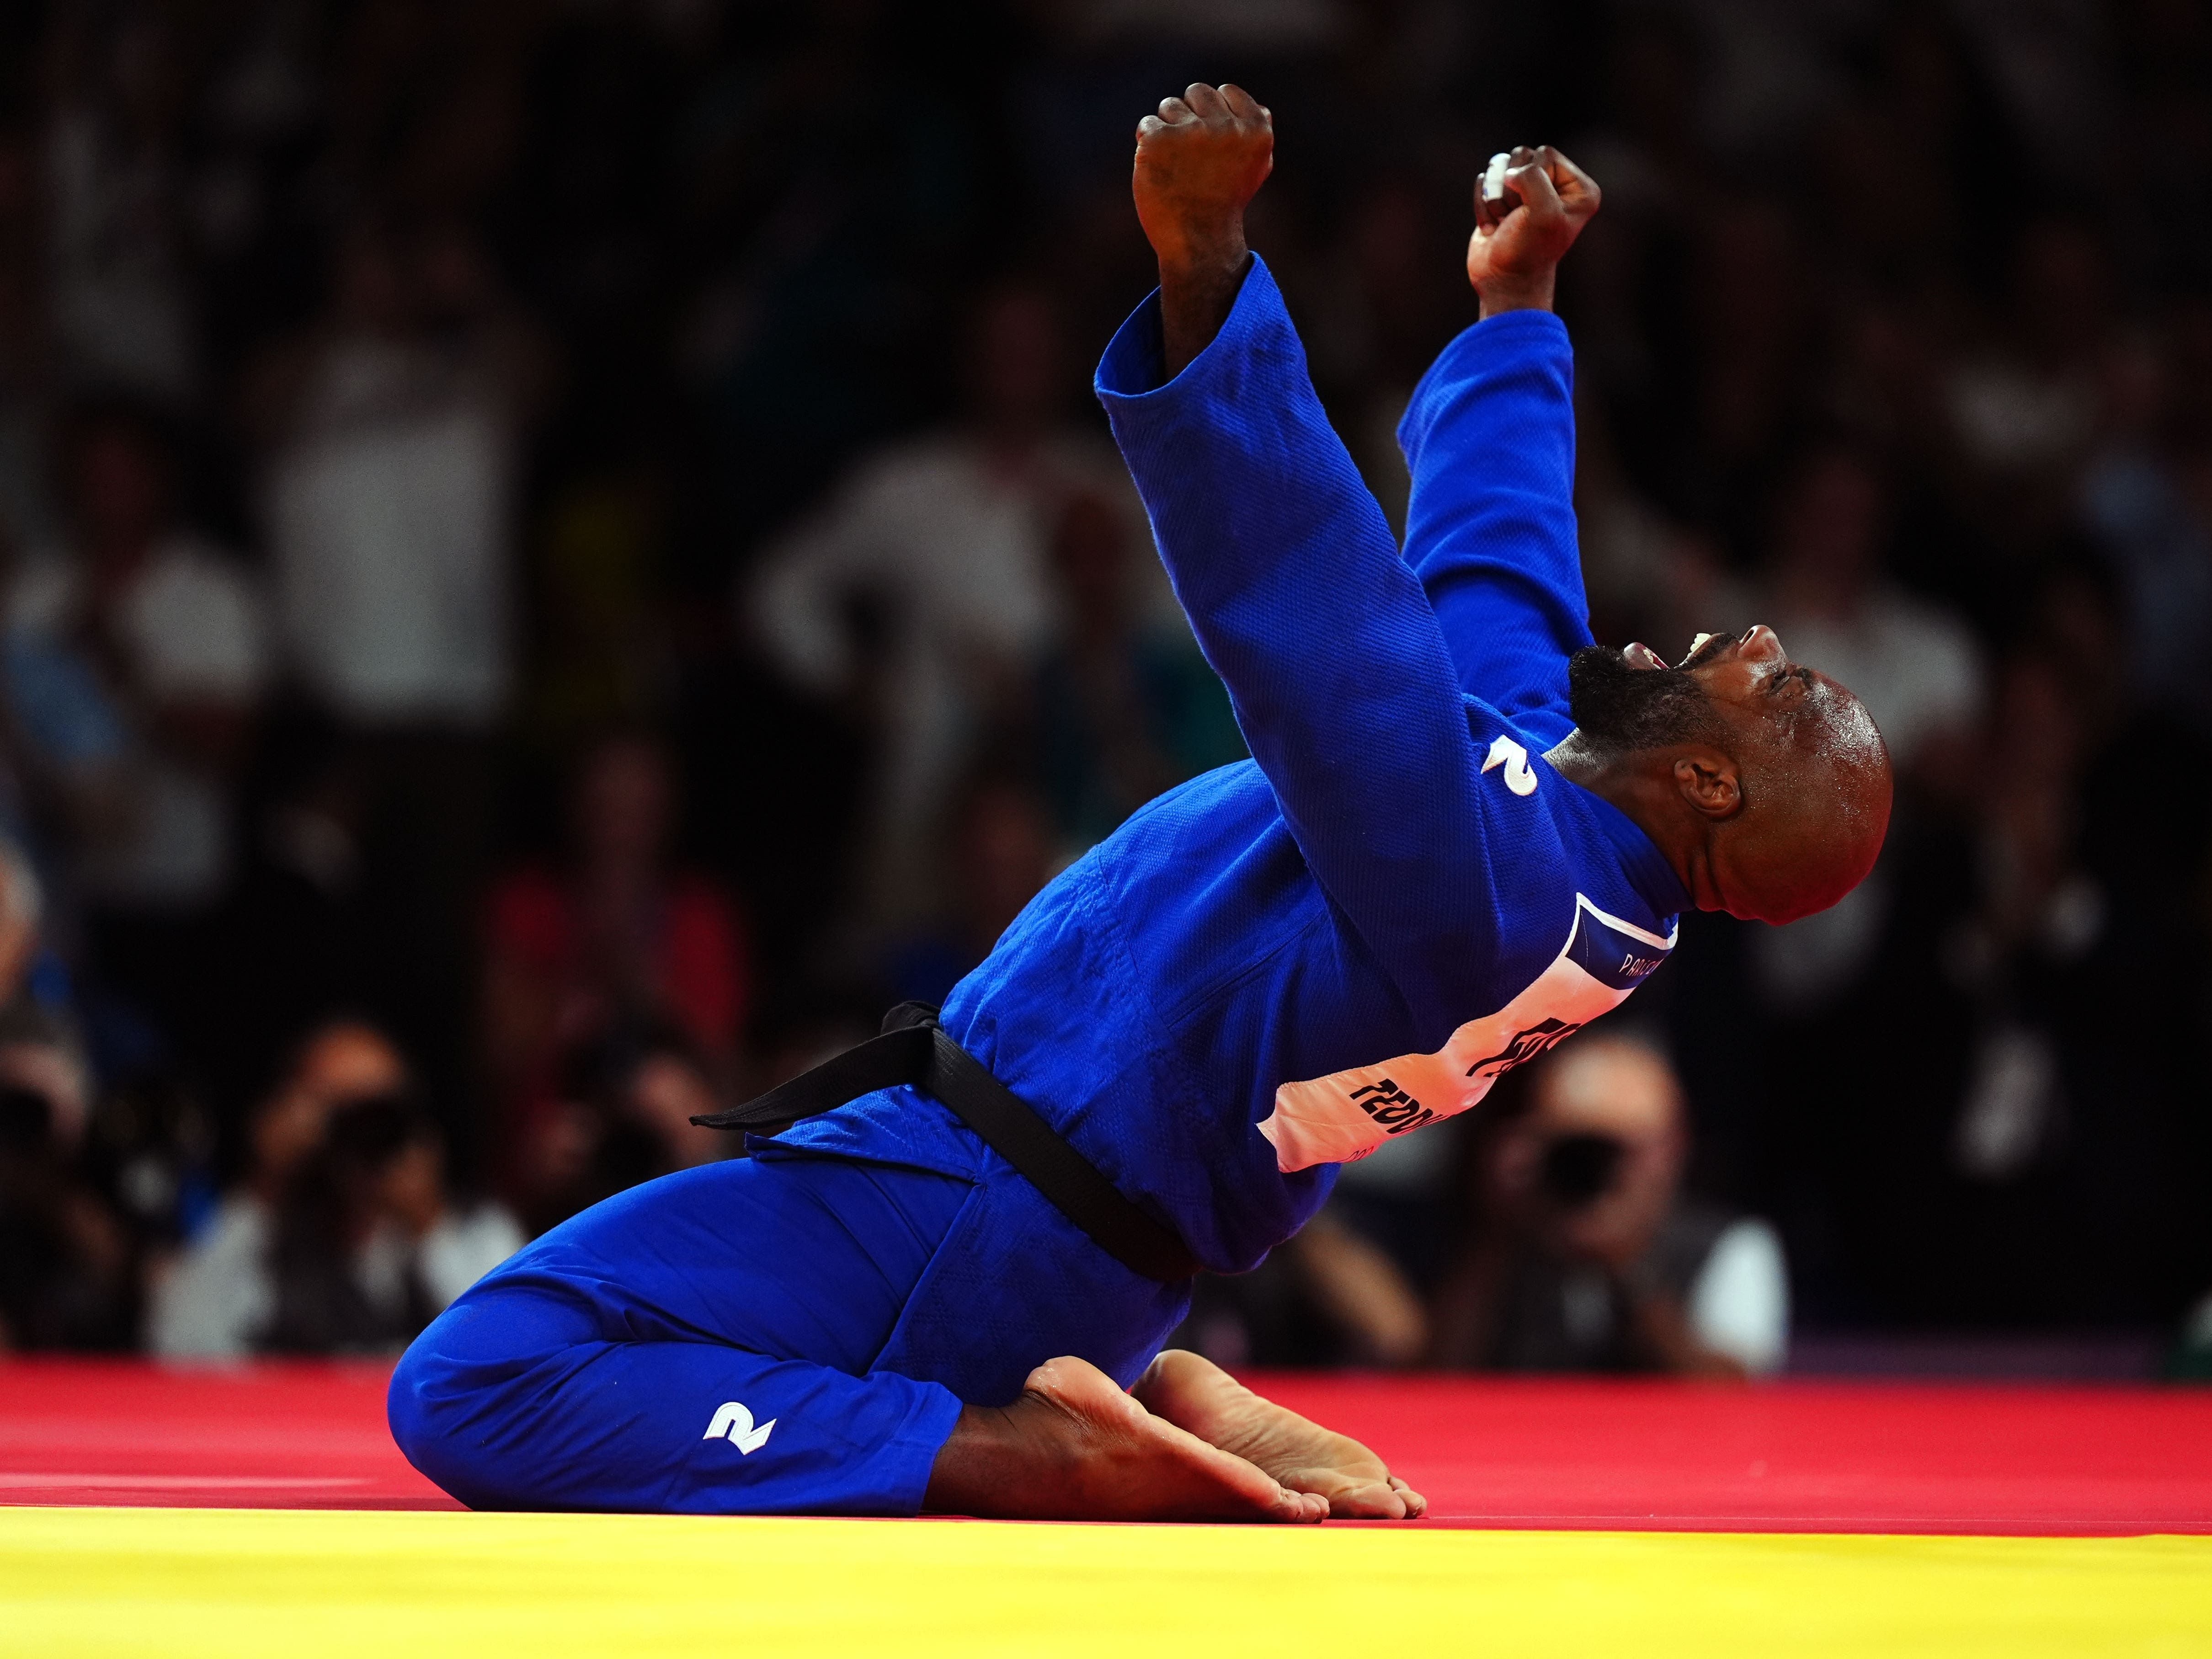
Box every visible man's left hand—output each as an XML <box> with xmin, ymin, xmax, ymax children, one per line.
<box><xmin>1466</xmin><ymin>145</ymin><xmax>1601</xmax><ymax>318</ymax></box>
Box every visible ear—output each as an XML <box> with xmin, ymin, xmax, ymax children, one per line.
<box><xmin>1671</xmin><ymin>750</ymin><xmax>1742</xmax><ymax>820</ymax></box>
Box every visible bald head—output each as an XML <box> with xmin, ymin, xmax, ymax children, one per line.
<box><xmin>1555</xmin><ymin>627</ymin><xmax>1893</xmax><ymax>924</ymax></box>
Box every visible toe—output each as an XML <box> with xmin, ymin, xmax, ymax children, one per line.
<box><xmin>1387</xmin><ymin>1477</ymin><xmax>1429</xmax><ymax>1519</ymax></box>
<box><xmin>1280</xmin><ymin>1488</ymin><xmax>1329</xmax><ymax>1524</ymax></box>
<box><xmin>1324</xmin><ymin>1480</ymin><xmax>1409</xmax><ymax>1520</ymax></box>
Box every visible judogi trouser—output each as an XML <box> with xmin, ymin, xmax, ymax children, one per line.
<box><xmin>389</xmin><ymin>1126</ymin><xmax>1192</xmax><ymax>1516</ymax></box>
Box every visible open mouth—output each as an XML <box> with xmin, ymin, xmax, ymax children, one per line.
<box><xmin>1678</xmin><ymin>632</ymin><xmax>1731</xmax><ymax>670</ymax></box>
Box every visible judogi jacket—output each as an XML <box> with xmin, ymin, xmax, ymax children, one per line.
<box><xmin>777</xmin><ymin>256</ymin><xmax>1687</xmax><ymax>1280</ymax></box>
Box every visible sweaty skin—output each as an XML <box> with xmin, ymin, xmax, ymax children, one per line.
<box><xmin>925</xmin><ymin>85</ymin><xmax>1887</xmax><ymax>1524</ymax></box>
<box><xmin>1546</xmin><ymin>625</ymin><xmax>1892</xmax><ymax>924</ymax></box>
<box><xmin>1461</xmin><ymin>144</ymin><xmax>1892</xmax><ymax>924</ymax></box>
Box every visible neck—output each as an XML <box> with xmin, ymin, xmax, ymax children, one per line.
<box><xmin>1544</xmin><ymin>731</ymin><xmax>1719</xmax><ymax>911</ymax></box>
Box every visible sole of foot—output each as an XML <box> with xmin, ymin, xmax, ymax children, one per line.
<box><xmin>941</xmin><ymin>1356</ymin><xmax>1327</xmax><ymax>1524</ymax></box>
<box><xmin>1134</xmin><ymin>1350</ymin><xmax>1426</xmax><ymax>1520</ymax></box>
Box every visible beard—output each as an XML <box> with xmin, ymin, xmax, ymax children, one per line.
<box><xmin>1566</xmin><ymin>645</ymin><xmax>1723</xmax><ymax>752</ymax></box>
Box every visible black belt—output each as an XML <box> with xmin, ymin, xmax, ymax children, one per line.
<box><xmin>691</xmin><ymin>1002</ymin><xmax>1202</xmax><ymax>1282</ymax></box>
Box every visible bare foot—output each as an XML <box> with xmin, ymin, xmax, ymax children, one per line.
<box><xmin>923</xmin><ymin>1355</ymin><xmax>1328</xmax><ymax>1523</ymax></box>
<box><xmin>1133</xmin><ymin>1350</ymin><xmax>1428</xmax><ymax>1520</ymax></box>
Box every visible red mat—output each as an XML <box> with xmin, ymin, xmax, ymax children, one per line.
<box><xmin>1251</xmin><ymin>1371</ymin><xmax>2212</xmax><ymax>1535</ymax></box>
<box><xmin>3</xmin><ymin>1360</ymin><xmax>2208</xmax><ymax>1533</ymax></box>
<box><xmin>0</xmin><ymin>1361</ymin><xmax>457</xmax><ymax>1511</ymax></box>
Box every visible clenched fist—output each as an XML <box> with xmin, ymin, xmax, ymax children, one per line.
<box><xmin>1132</xmin><ymin>83</ymin><xmax>1274</xmax><ymax>374</ymax></box>
<box><xmin>1134</xmin><ymin>83</ymin><xmax>1273</xmax><ymax>272</ymax></box>
<box><xmin>1466</xmin><ymin>145</ymin><xmax>1601</xmax><ymax>318</ymax></box>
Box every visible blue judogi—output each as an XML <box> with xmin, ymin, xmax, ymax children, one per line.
<box><xmin>390</xmin><ymin>257</ymin><xmax>1689</xmax><ymax>1515</ymax></box>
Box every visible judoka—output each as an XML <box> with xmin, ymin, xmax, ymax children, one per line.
<box><xmin>389</xmin><ymin>85</ymin><xmax>1891</xmax><ymax>1523</ymax></box>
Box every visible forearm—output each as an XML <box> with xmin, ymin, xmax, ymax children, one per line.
<box><xmin>1097</xmin><ymin>257</ymin><xmax>1498</xmax><ymax>999</ymax></box>
<box><xmin>1159</xmin><ymin>242</ymin><xmax>1253</xmax><ymax>379</ymax></box>
<box><xmin>1130</xmin><ymin>81</ymin><xmax>1273</xmax><ymax>376</ymax></box>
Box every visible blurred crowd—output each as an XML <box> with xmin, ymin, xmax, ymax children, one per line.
<box><xmin>0</xmin><ymin>0</ymin><xmax>2208</xmax><ymax>1377</ymax></box>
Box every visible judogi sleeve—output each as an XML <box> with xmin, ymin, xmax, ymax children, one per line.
<box><xmin>1095</xmin><ymin>256</ymin><xmax>1508</xmax><ymax>1022</ymax></box>
<box><xmin>1395</xmin><ymin>309</ymin><xmax>1591</xmax><ymax>747</ymax></box>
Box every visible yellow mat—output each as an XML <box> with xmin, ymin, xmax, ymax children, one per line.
<box><xmin>2</xmin><ymin>1506</ymin><xmax>2208</xmax><ymax>1658</ymax></box>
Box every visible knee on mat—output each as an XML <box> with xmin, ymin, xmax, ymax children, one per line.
<box><xmin>387</xmin><ymin>1333</ymin><xmax>468</xmax><ymax>1486</ymax></box>
<box><xmin>386</xmin><ymin>1324</ymin><xmax>545</xmax><ymax>1508</ymax></box>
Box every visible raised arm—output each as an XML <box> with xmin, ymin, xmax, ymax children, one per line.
<box><xmin>1099</xmin><ymin>88</ymin><xmax>1516</xmax><ymax>1018</ymax></box>
<box><xmin>1400</xmin><ymin>147</ymin><xmax>1603</xmax><ymax>747</ymax></box>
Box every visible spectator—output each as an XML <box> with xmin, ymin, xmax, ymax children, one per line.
<box><xmin>1749</xmin><ymin>443</ymin><xmax>1984</xmax><ymax>1014</ymax></box>
<box><xmin>881</xmin><ymin>772</ymin><xmax>1055</xmax><ymax>1010</ymax></box>
<box><xmin>41</xmin><ymin>6</ymin><xmax>199</xmax><ymax>404</ymax></box>
<box><xmin>1428</xmin><ymin>1034</ymin><xmax>1789</xmax><ymax>1378</ymax></box>
<box><xmin>2077</xmin><ymin>314</ymin><xmax>2212</xmax><ymax>730</ymax></box>
<box><xmin>1761</xmin><ymin>444</ymin><xmax>1984</xmax><ymax>781</ymax></box>
<box><xmin>260</xmin><ymin>1093</ymin><xmax>521</xmax><ymax>1356</ymax></box>
<box><xmin>1944</xmin><ymin>648</ymin><xmax>2112</xmax><ymax>1188</ymax></box>
<box><xmin>0</xmin><ymin>0</ymin><xmax>2204</xmax><ymax>1368</ymax></box>
<box><xmin>485</xmin><ymin>731</ymin><xmax>750</xmax><ymax>1174</ymax></box>
<box><xmin>1030</xmin><ymin>491</ymin><xmax>1243</xmax><ymax>856</ymax></box>
<box><xmin>149</xmin><ymin>1017</ymin><xmax>407</xmax><ymax>1357</ymax></box>
<box><xmin>1</xmin><ymin>400</ymin><xmax>269</xmax><ymax>1038</ymax></box>
<box><xmin>748</xmin><ymin>281</ymin><xmax>1149</xmax><ymax>943</ymax></box>
<box><xmin>0</xmin><ymin>835</ymin><xmax>71</xmax><ymax>1022</ymax></box>
<box><xmin>1940</xmin><ymin>220</ymin><xmax>2112</xmax><ymax>550</ymax></box>
<box><xmin>0</xmin><ymin>891</ymin><xmax>130</xmax><ymax>1349</ymax></box>
<box><xmin>250</xmin><ymin>219</ymin><xmax>537</xmax><ymax>733</ymax></box>
<box><xmin>244</xmin><ymin>216</ymin><xmax>549</xmax><ymax>1136</ymax></box>
<box><xmin>510</xmin><ymin>1022</ymin><xmax>726</xmax><ymax>1238</ymax></box>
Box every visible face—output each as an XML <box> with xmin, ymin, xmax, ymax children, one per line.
<box><xmin>1651</xmin><ymin>623</ymin><xmax>1818</xmax><ymax>706</ymax></box>
<box><xmin>1492</xmin><ymin>1039</ymin><xmax>1684</xmax><ymax>1266</ymax></box>
<box><xmin>254</xmin><ymin>1022</ymin><xmax>411</xmax><ymax>1183</ymax></box>
<box><xmin>293</xmin><ymin>1022</ymin><xmax>410</xmax><ymax>1104</ymax></box>
<box><xmin>1597</xmin><ymin>626</ymin><xmax>1892</xmax><ymax>922</ymax></box>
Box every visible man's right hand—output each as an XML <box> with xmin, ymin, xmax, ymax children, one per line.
<box><xmin>1133</xmin><ymin>83</ymin><xmax>1274</xmax><ymax>375</ymax></box>
<box><xmin>1466</xmin><ymin>145</ymin><xmax>1601</xmax><ymax>319</ymax></box>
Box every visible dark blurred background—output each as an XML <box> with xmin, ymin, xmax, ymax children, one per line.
<box><xmin>0</xmin><ymin>0</ymin><xmax>2207</xmax><ymax>1380</ymax></box>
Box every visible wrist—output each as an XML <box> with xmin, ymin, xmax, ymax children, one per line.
<box><xmin>1156</xmin><ymin>222</ymin><xmax>1250</xmax><ymax>288</ymax></box>
<box><xmin>1477</xmin><ymin>270</ymin><xmax>1556</xmax><ymax>319</ymax></box>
